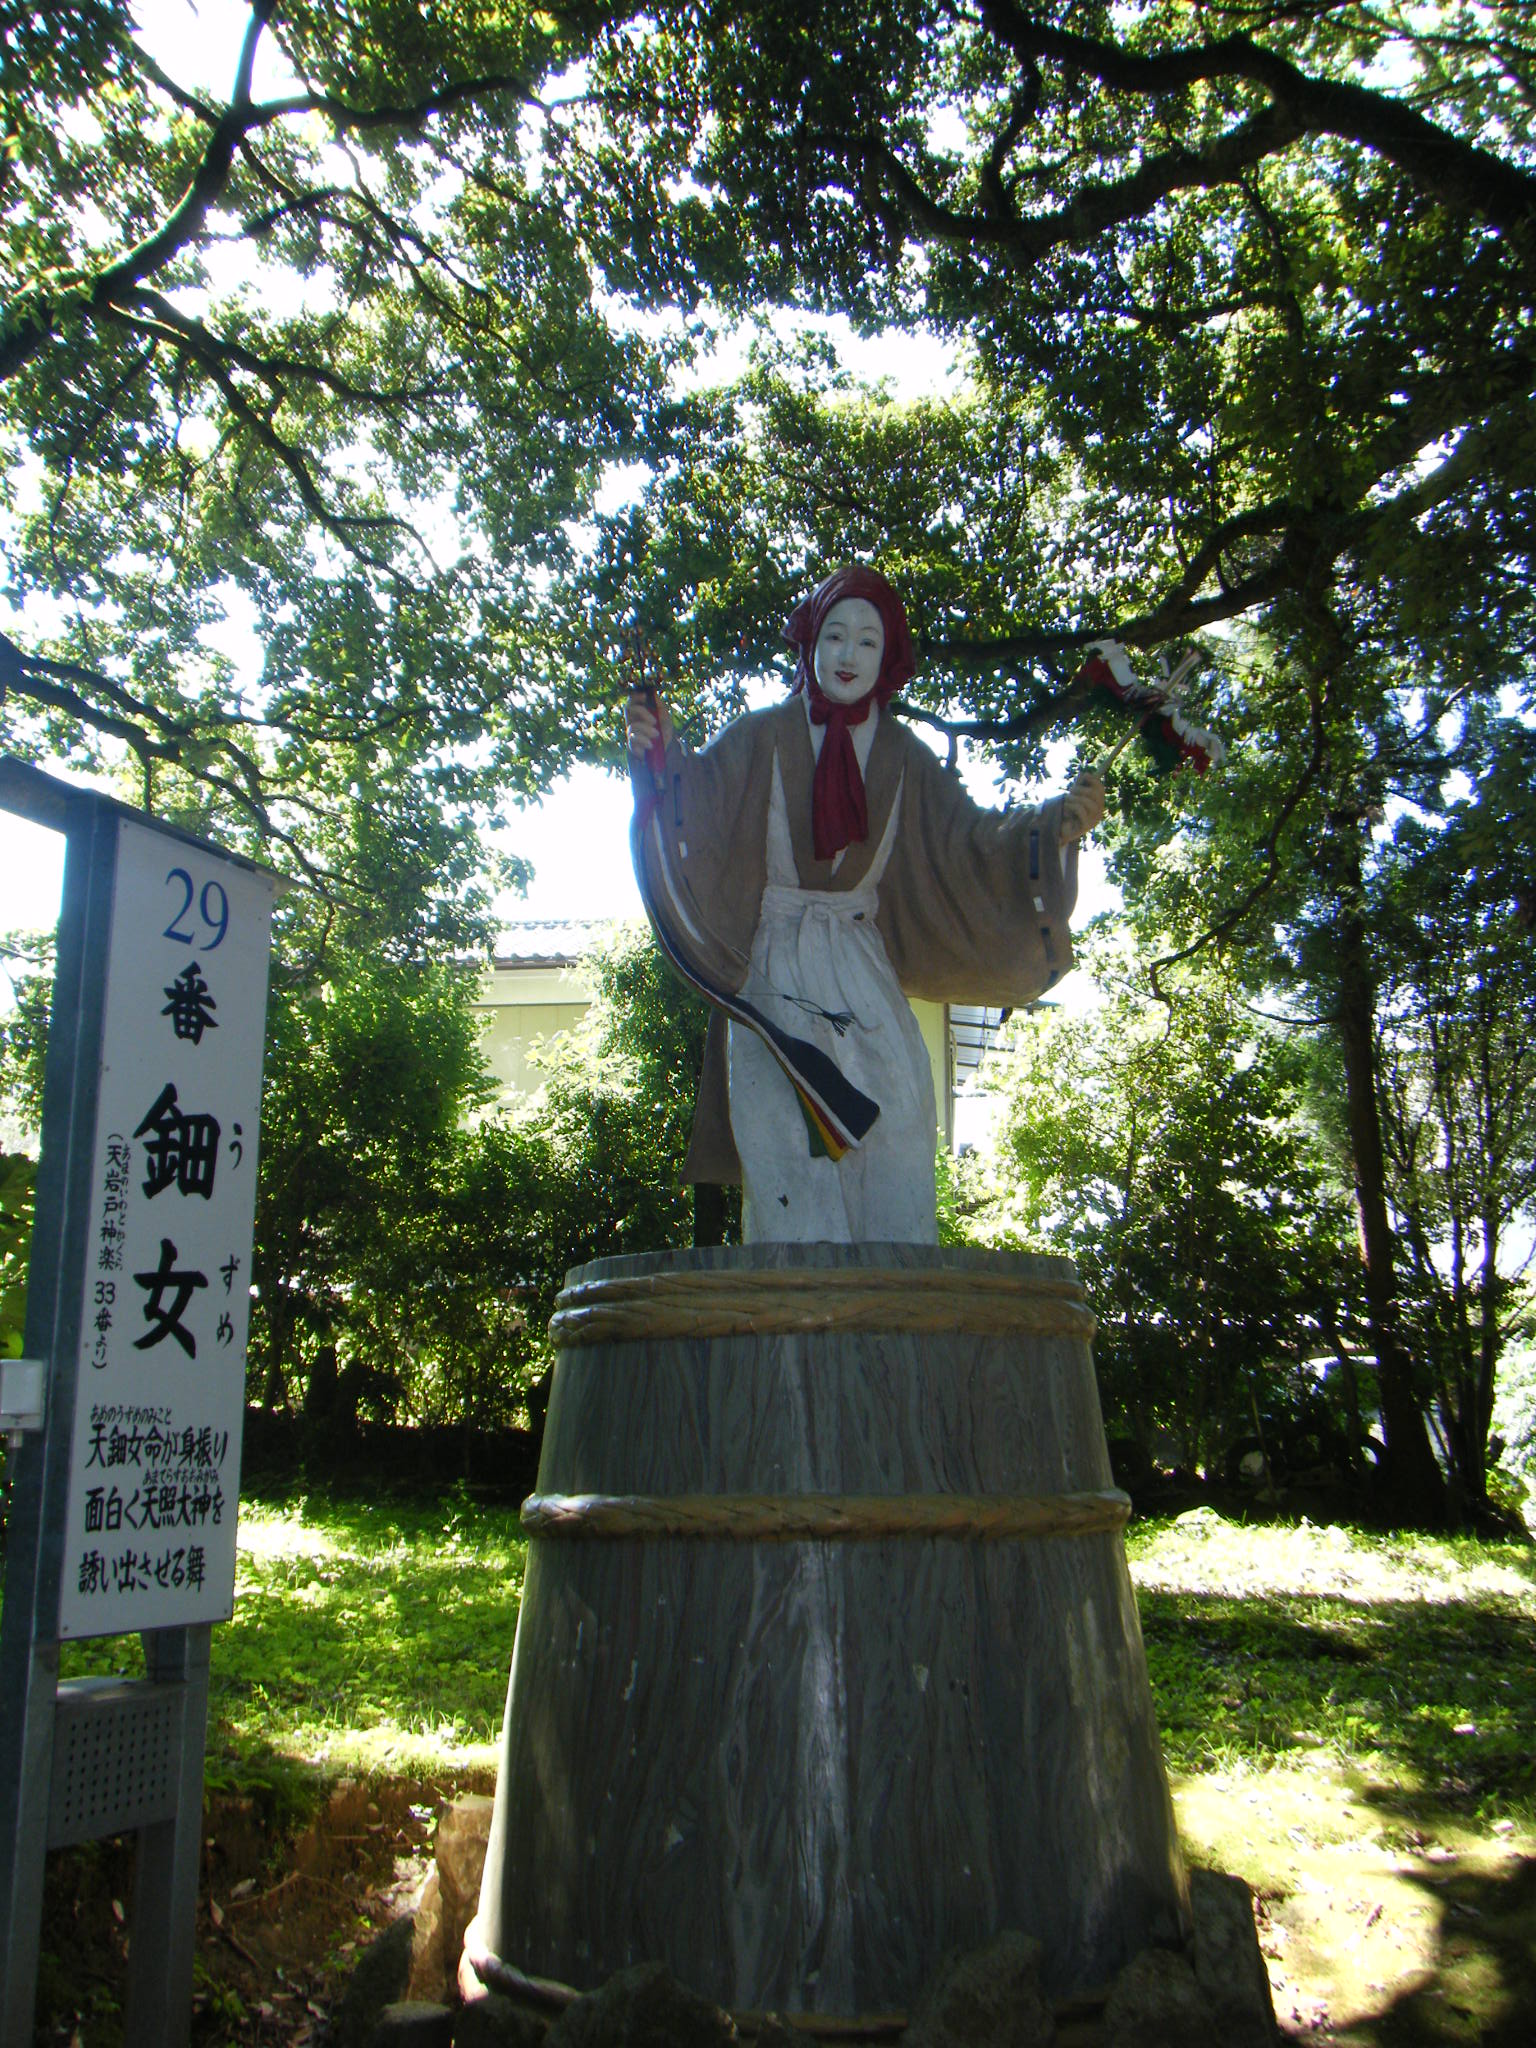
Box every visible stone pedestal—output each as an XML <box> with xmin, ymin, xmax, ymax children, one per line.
<box><xmin>473</xmin><ymin>1244</ymin><xmax>1188</xmax><ymax>2014</ymax></box>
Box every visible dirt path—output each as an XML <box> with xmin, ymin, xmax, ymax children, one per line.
<box><xmin>36</xmin><ymin>1772</ymin><xmax>494</xmax><ymax>2046</ymax></box>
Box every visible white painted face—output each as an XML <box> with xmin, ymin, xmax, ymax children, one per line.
<box><xmin>813</xmin><ymin>596</ymin><xmax>886</xmax><ymax>705</ymax></box>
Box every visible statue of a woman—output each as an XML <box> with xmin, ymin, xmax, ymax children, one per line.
<box><xmin>626</xmin><ymin>565</ymin><xmax>1103</xmax><ymax>1244</ymax></box>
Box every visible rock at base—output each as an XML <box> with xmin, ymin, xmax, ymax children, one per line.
<box><xmin>407</xmin><ymin>1870</ymin><xmax>447</xmax><ymax>2003</ymax></box>
<box><xmin>1189</xmin><ymin>1869</ymin><xmax>1278</xmax><ymax>2048</ymax></box>
<box><xmin>543</xmin><ymin>1962</ymin><xmax>738</xmax><ymax>2048</ymax></box>
<box><xmin>366</xmin><ymin>2000</ymin><xmax>456</xmax><ymax>2047</ymax></box>
<box><xmin>456</xmin><ymin>1992</ymin><xmax>553</xmax><ymax>2048</ymax></box>
<box><xmin>439</xmin><ymin>1793</ymin><xmax>496</xmax><ymax>1923</ymax></box>
<box><xmin>410</xmin><ymin>1794</ymin><xmax>497</xmax><ymax>2003</ymax></box>
<box><xmin>1100</xmin><ymin>1948</ymin><xmax>1217</xmax><ymax>2048</ymax></box>
<box><xmin>332</xmin><ymin>1915</ymin><xmax>416</xmax><ymax>2048</ymax></box>
<box><xmin>901</xmin><ymin>1931</ymin><xmax>1056</xmax><ymax>2048</ymax></box>
<box><xmin>749</xmin><ymin>2020</ymin><xmax>802</xmax><ymax>2048</ymax></box>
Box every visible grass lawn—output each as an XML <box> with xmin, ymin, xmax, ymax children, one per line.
<box><xmin>52</xmin><ymin>1487</ymin><xmax>527</xmax><ymax>1802</ymax></box>
<box><xmin>12</xmin><ymin>1493</ymin><xmax>1536</xmax><ymax>2042</ymax></box>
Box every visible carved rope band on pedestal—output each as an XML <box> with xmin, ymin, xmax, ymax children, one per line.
<box><xmin>549</xmin><ymin>1265</ymin><xmax>1096</xmax><ymax>1346</ymax></box>
<box><xmin>520</xmin><ymin>1489</ymin><xmax>1133</xmax><ymax>1543</ymax></box>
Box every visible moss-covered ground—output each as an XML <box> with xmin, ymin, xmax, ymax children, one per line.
<box><xmin>1127</xmin><ymin>1513</ymin><xmax>1536</xmax><ymax>2043</ymax></box>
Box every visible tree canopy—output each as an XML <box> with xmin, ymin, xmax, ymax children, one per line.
<box><xmin>5</xmin><ymin>0</ymin><xmax>1533</xmax><ymax>1521</ymax></box>
<box><xmin>6</xmin><ymin>2</ymin><xmax>1532</xmax><ymax>817</ymax></box>
<box><xmin>1</xmin><ymin>0</ymin><xmax>661</xmax><ymax>911</ymax></box>
<box><xmin>575</xmin><ymin>2</ymin><xmax>1535</xmax><ymax>752</ymax></box>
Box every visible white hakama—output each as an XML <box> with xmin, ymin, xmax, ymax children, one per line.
<box><xmin>728</xmin><ymin>728</ymin><xmax>937</xmax><ymax>1244</ymax></box>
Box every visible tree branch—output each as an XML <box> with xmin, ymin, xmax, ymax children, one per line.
<box><xmin>121</xmin><ymin>286</ymin><xmax>440</xmax><ymax>408</ymax></box>
<box><xmin>823</xmin><ymin>104</ymin><xmax>1300</xmax><ymax>270</ymax></box>
<box><xmin>0</xmin><ymin>10</ymin><xmax>543</xmax><ymax>389</ymax></box>
<box><xmin>920</xmin><ymin>540</ymin><xmax>1295</xmax><ymax>683</ymax></box>
<box><xmin>99</xmin><ymin>305</ymin><xmax>435</xmax><ymax>576</ymax></box>
<box><xmin>0</xmin><ymin>633</ymin><xmax>183</xmax><ymax>770</ymax></box>
<box><xmin>86</xmin><ymin>1</ymin><xmax>278</xmax><ymax>306</ymax></box>
<box><xmin>0</xmin><ymin>634</ymin><xmax>377</xmax><ymax>911</ymax></box>
<box><xmin>239</xmin><ymin>68</ymin><xmax>542</xmax><ymax>143</ymax></box>
<box><xmin>896</xmin><ymin>672</ymin><xmax>1092</xmax><ymax>747</ymax></box>
<box><xmin>980</xmin><ymin>2</ymin><xmax>1536</xmax><ymax>241</ymax></box>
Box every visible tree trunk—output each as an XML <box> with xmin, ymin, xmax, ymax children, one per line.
<box><xmin>1472</xmin><ymin>1204</ymin><xmax>1502</xmax><ymax>1508</ymax></box>
<box><xmin>1334</xmin><ymin>892</ymin><xmax>1448</xmax><ymax>1526</ymax></box>
<box><xmin>1320</xmin><ymin>1303</ymin><xmax>1365</xmax><ymax>1474</ymax></box>
<box><xmin>261</xmin><ymin>1349</ymin><xmax>287</xmax><ymax>1410</ymax></box>
<box><xmin>692</xmin><ymin>1179</ymin><xmax>726</xmax><ymax>1248</ymax></box>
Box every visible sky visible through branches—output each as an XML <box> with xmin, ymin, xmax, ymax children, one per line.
<box><xmin>0</xmin><ymin>0</ymin><xmax>1117</xmax><ymax>983</ymax></box>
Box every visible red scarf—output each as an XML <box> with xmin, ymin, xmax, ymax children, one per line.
<box><xmin>807</xmin><ymin>681</ymin><xmax>876</xmax><ymax>861</ymax></box>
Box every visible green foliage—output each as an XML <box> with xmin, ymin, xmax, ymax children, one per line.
<box><xmin>1</xmin><ymin>0</ymin><xmax>661</xmax><ymax>902</ymax></box>
<box><xmin>250</xmin><ymin>916</ymin><xmax>734</xmax><ymax>1436</ymax></box>
<box><xmin>28</xmin><ymin>1493</ymin><xmax>1536</xmax><ymax>1837</ymax></box>
<box><xmin>1101</xmin><ymin>645</ymin><xmax>1536</xmax><ymax>1518</ymax></box>
<box><xmin>973</xmin><ymin>936</ymin><xmax>1357</xmax><ymax>1471</ymax></box>
<box><xmin>499</xmin><ymin>921</ymin><xmax>740</xmax><ymax>1337</ymax></box>
<box><xmin>574</xmin><ymin>1</ymin><xmax>1536</xmax><ymax>747</ymax></box>
<box><xmin>1</xmin><ymin>938</ymin><xmax>52</xmax><ymax>1384</ymax></box>
<box><xmin>0</xmin><ymin>895</ymin><xmax>724</xmax><ymax>1444</ymax></box>
<box><xmin>0</xmin><ymin>1146</ymin><xmax>35</xmax><ymax>1359</ymax></box>
<box><xmin>0</xmin><ymin>934</ymin><xmax>54</xmax><ymax>1137</ymax></box>
<box><xmin>1372</xmin><ymin>782</ymin><xmax>1536</xmax><ymax>1508</ymax></box>
<box><xmin>7</xmin><ymin>0</ymin><xmax>1533</xmax><ymax>1532</ymax></box>
<box><xmin>47</xmin><ymin>1490</ymin><xmax>530</xmax><ymax>1779</ymax></box>
<box><xmin>9</xmin><ymin>2</ymin><xmax>1533</xmax><ymax>807</ymax></box>
<box><xmin>251</xmin><ymin>943</ymin><xmax>499</xmax><ymax>1425</ymax></box>
<box><xmin>1492</xmin><ymin>1333</ymin><xmax>1536</xmax><ymax>1527</ymax></box>
<box><xmin>217</xmin><ymin>1492</ymin><xmax>526</xmax><ymax>1774</ymax></box>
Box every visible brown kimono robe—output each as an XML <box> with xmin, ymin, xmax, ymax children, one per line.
<box><xmin>632</xmin><ymin>695</ymin><xmax>1081</xmax><ymax>1184</ymax></box>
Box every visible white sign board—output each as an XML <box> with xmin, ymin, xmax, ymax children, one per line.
<box><xmin>58</xmin><ymin>818</ymin><xmax>274</xmax><ymax>1638</ymax></box>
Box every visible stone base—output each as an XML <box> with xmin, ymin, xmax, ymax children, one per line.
<box><xmin>454</xmin><ymin>1867</ymin><xmax>1277</xmax><ymax>2047</ymax></box>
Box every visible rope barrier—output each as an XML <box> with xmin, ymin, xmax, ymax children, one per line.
<box><xmin>460</xmin><ymin>1918</ymin><xmax>1113</xmax><ymax>2037</ymax></box>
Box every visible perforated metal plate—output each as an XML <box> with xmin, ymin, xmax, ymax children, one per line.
<box><xmin>47</xmin><ymin>1678</ymin><xmax>182</xmax><ymax>1848</ymax></box>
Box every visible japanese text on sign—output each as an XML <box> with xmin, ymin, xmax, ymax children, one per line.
<box><xmin>58</xmin><ymin>818</ymin><xmax>273</xmax><ymax>1638</ymax></box>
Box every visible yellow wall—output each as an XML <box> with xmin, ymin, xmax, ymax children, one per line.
<box><xmin>913</xmin><ymin>998</ymin><xmax>953</xmax><ymax>1150</ymax></box>
<box><xmin>474</xmin><ymin>961</ymin><xmax>592</xmax><ymax>1104</ymax></box>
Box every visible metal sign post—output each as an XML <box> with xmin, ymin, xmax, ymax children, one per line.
<box><xmin>0</xmin><ymin>761</ymin><xmax>276</xmax><ymax>2046</ymax></box>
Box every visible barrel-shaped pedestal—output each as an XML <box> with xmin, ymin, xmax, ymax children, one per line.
<box><xmin>474</xmin><ymin>1244</ymin><xmax>1187</xmax><ymax>2014</ymax></box>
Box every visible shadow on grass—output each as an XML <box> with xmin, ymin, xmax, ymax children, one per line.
<box><xmin>1140</xmin><ymin>1573</ymin><xmax>1536</xmax><ymax>2042</ymax></box>
<box><xmin>1327</xmin><ymin>1853</ymin><xmax>1536</xmax><ymax>2046</ymax></box>
<box><xmin>1138</xmin><ymin>1589</ymin><xmax>1536</xmax><ymax>1818</ymax></box>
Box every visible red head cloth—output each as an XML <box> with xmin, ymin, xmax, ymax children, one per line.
<box><xmin>784</xmin><ymin>564</ymin><xmax>916</xmax><ymax>707</ymax></box>
<box><xmin>783</xmin><ymin>566</ymin><xmax>917</xmax><ymax>859</ymax></box>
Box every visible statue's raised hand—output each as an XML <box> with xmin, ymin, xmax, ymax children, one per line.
<box><xmin>1059</xmin><ymin>770</ymin><xmax>1105</xmax><ymax>844</ymax></box>
<box><xmin>624</xmin><ymin>688</ymin><xmax>673</xmax><ymax>757</ymax></box>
